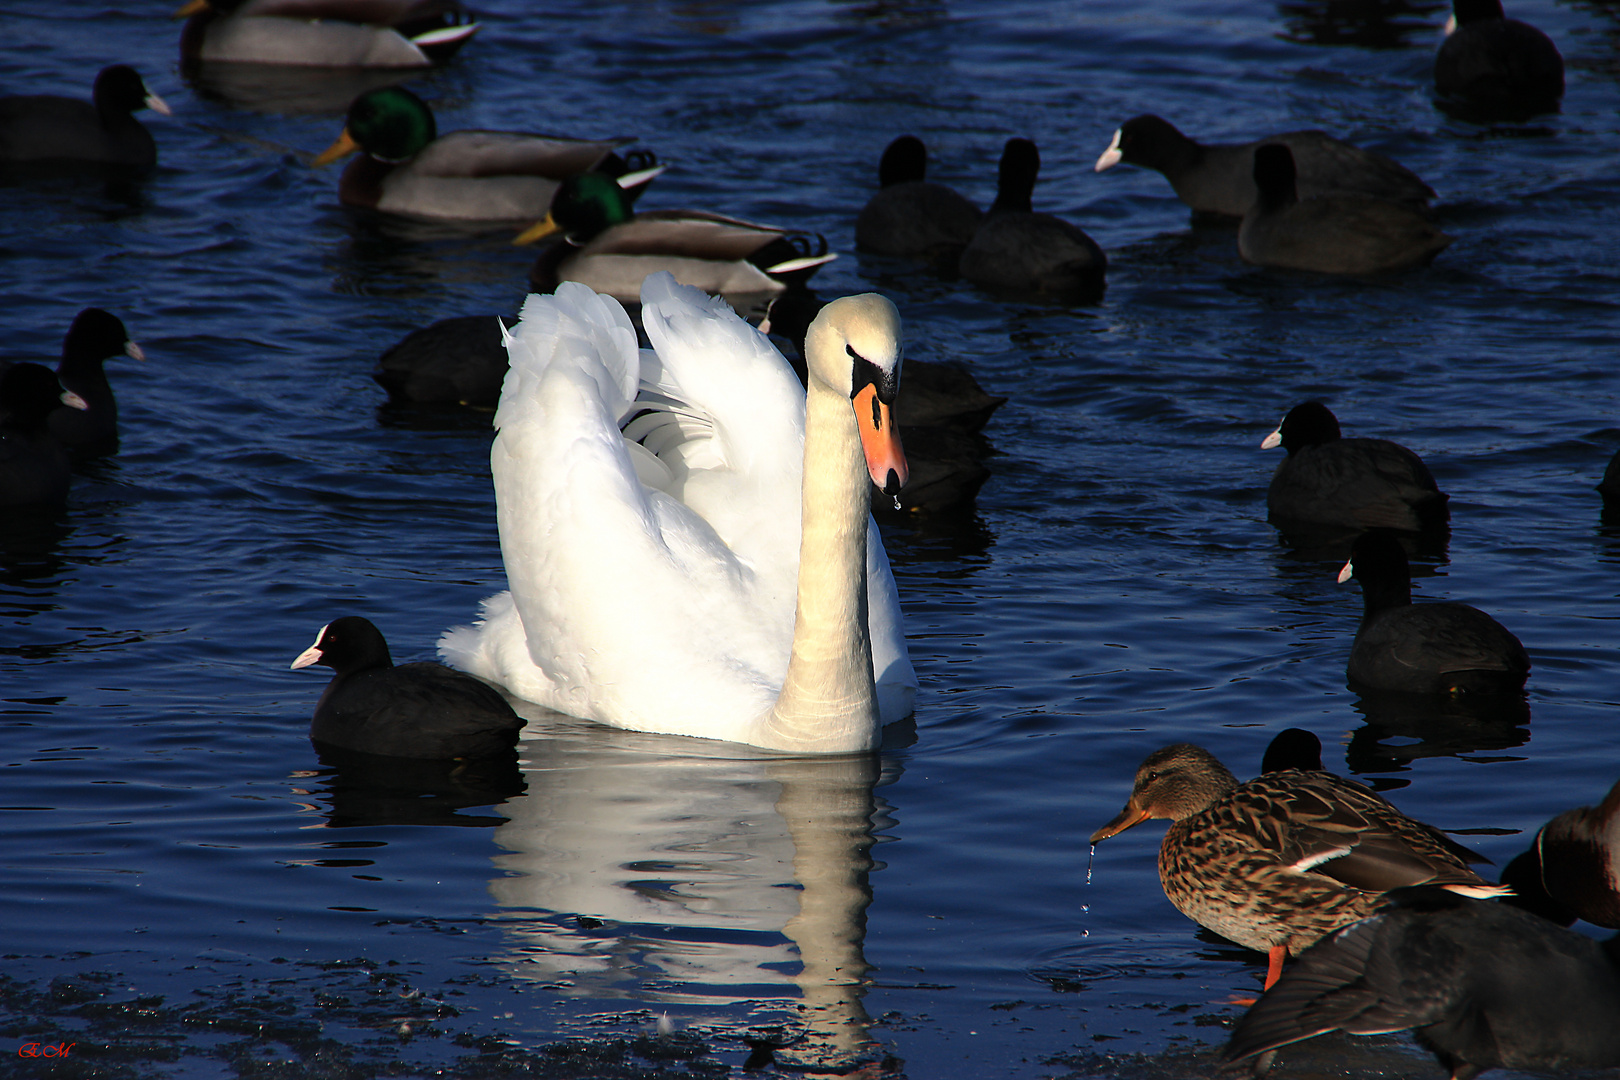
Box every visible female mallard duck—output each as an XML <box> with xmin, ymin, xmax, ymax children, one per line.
<box><xmin>1503</xmin><ymin>776</ymin><xmax>1620</xmax><ymax>929</ymax></box>
<box><xmin>1338</xmin><ymin>529</ymin><xmax>1530</xmax><ymax>695</ymax></box>
<box><xmin>516</xmin><ymin>172</ymin><xmax>836</xmax><ymax>304</ymax></box>
<box><xmin>0</xmin><ymin>65</ymin><xmax>170</xmax><ymax>169</ymax></box>
<box><xmin>1090</xmin><ymin>743</ymin><xmax>1506</xmax><ymax>989</ymax></box>
<box><xmin>855</xmin><ymin>135</ymin><xmax>982</xmax><ymax>263</ymax></box>
<box><xmin>313</xmin><ymin>86</ymin><xmax>657</xmax><ymax>222</ymax></box>
<box><xmin>177</xmin><ymin>0</ymin><xmax>479</xmax><ymax>68</ymax></box>
<box><xmin>1225</xmin><ymin>889</ymin><xmax>1620</xmax><ymax>1079</ymax></box>
<box><xmin>1261</xmin><ymin>400</ymin><xmax>1449</xmax><ymax>534</ymax></box>
<box><xmin>291</xmin><ymin>616</ymin><xmax>523</xmax><ymax>759</ymax></box>
<box><xmin>958</xmin><ymin>137</ymin><xmax>1106</xmax><ymax>300</ymax></box>
<box><xmin>1094</xmin><ymin>114</ymin><xmax>1434</xmax><ymax>220</ymax></box>
<box><xmin>438</xmin><ymin>272</ymin><xmax>915</xmax><ymax>752</ymax></box>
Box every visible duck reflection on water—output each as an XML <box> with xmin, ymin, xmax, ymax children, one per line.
<box><xmin>486</xmin><ymin>715</ymin><xmax>894</xmax><ymax>1071</ymax></box>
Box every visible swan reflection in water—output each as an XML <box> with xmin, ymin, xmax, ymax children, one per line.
<box><xmin>486</xmin><ymin>711</ymin><xmax>893</xmax><ymax>1071</ymax></box>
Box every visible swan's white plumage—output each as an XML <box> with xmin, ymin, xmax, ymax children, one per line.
<box><xmin>441</xmin><ymin>273</ymin><xmax>915</xmax><ymax>749</ymax></box>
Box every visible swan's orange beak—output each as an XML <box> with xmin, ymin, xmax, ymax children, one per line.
<box><xmin>313</xmin><ymin>128</ymin><xmax>359</xmax><ymax>168</ymax></box>
<box><xmin>1090</xmin><ymin>801</ymin><xmax>1151</xmax><ymax>844</ymax></box>
<box><xmin>853</xmin><ymin>384</ymin><xmax>907</xmax><ymax>496</ymax></box>
<box><xmin>173</xmin><ymin>0</ymin><xmax>209</xmax><ymax>18</ymax></box>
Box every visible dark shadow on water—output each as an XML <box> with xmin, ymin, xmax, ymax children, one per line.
<box><xmin>876</xmin><ymin>506</ymin><xmax>996</xmax><ymax>568</ymax></box>
<box><xmin>299</xmin><ymin>743</ymin><xmax>526</xmax><ymax>828</ymax></box>
<box><xmin>1341</xmin><ymin>689</ymin><xmax>1531</xmax><ymax>778</ymax></box>
<box><xmin>1275</xmin><ymin>0</ymin><xmax>1446</xmax><ymax>48</ymax></box>
<box><xmin>0</xmin><ymin>509</ymin><xmax>74</xmax><ymax>623</ymax></box>
<box><xmin>1269</xmin><ymin>516</ymin><xmax>1450</xmax><ymax>565</ymax></box>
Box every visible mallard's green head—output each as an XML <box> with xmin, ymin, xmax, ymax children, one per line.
<box><xmin>513</xmin><ymin>173</ymin><xmax>635</xmax><ymax>245</ymax></box>
<box><xmin>314</xmin><ymin>86</ymin><xmax>436</xmax><ymax>167</ymax></box>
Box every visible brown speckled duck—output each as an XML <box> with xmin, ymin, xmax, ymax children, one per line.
<box><xmin>1090</xmin><ymin>743</ymin><xmax>1506</xmax><ymax>989</ymax></box>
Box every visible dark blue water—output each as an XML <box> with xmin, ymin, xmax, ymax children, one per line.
<box><xmin>4</xmin><ymin>1</ymin><xmax>1620</xmax><ymax>1076</ymax></box>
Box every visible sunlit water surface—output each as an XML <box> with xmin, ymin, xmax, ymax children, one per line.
<box><xmin>4</xmin><ymin>0</ymin><xmax>1620</xmax><ymax>1077</ymax></box>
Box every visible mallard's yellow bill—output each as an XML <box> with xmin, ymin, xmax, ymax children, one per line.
<box><xmin>513</xmin><ymin>214</ymin><xmax>562</xmax><ymax>246</ymax></box>
<box><xmin>312</xmin><ymin>129</ymin><xmax>360</xmax><ymax>168</ymax></box>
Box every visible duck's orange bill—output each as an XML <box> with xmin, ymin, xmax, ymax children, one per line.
<box><xmin>853</xmin><ymin>384</ymin><xmax>907</xmax><ymax>496</ymax></box>
<box><xmin>1090</xmin><ymin>803</ymin><xmax>1150</xmax><ymax>843</ymax></box>
<box><xmin>312</xmin><ymin>129</ymin><xmax>360</xmax><ymax>168</ymax></box>
<box><xmin>513</xmin><ymin>213</ymin><xmax>562</xmax><ymax>246</ymax></box>
<box><xmin>173</xmin><ymin>0</ymin><xmax>209</xmax><ymax>18</ymax></box>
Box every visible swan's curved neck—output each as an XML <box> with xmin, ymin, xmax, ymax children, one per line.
<box><xmin>760</xmin><ymin>378</ymin><xmax>880</xmax><ymax>753</ymax></box>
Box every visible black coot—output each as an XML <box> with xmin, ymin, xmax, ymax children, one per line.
<box><xmin>0</xmin><ymin>65</ymin><xmax>170</xmax><ymax>168</ymax></box>
<box><xmin>48</xmin><ymin>308</ymin><xmax>142</xmax><ymax>456</ymax></box>
<box><xmin>958</xmin><ymin>138</ymin><xmax>1106</xmax><ymax>300</ymax></box>
<box><xmin>373</xmin><ymin>314</ymin><xmax>508</xmax><ymax>408</ymax></box>
<box><xmin>1239</xmin><ymin>144</ymin><xmax>1450</xmax><ymax>275</ymax></box>
<box><xmin>1262</xmin><ymin>401</ymin><xmax>1448</xmax><ymax>533</ymax></box>
<box><xmin>855</xmin><ymin>135</ymin><xmax>983</xmax><ymax>264</ymax></box>
<box><xmin>1094</xmin><ymin>114</ymin><xmax>1433</xmax><ymax>219</ymax></box>
<box><xmin>290</xmin><ymin>616</ymin><xmax>524</xmax><ymax>758</ymax></box>
<box><xmin>1338</xmin><ymin>530</ymin><xmax>1529</xmax><ymax>696</ymax></box>
<box><xmin>1225</xmin><ymin>888</ymin><xmax>1620</xmax><ymax>1079</ymax></box>
<box><xmin>1435</xmin><ymin>0</ymin><xmax>1564</xmax><ymax>118</ymax></box>
<box><xmin>0</xmin><ymin>362</ymin><xmax>87</xmax><ymax>507</ymax></box>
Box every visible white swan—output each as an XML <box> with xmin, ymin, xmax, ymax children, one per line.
<box><xmin>440</xmin><ymin>272</ymin><xmax>916</xmax><ymax>753</ymax></box>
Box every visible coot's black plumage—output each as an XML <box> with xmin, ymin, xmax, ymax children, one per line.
<box><xmin>48</xmin><ymin>308</ymin><xmax>142</xmax><ymax>456</ymax></box>
<box><xmin>291</xmin><ymin>616</ymin><xmax>524</xmax><ymax>758</ymax></box>
<box><xmin>1262</xmin><ymin>401</ymin><xmax>1448</xmax><ymax>533</ymax></box>
<box><xmin>1094</xmin><ymin>114</ymin><xmax>1434</xmax><ymax>219</ymax></box>
<box><xmin>0</xmin><ymin>362</ymin><xmax>87</xmax><ymax>507</ymax></box>
<box><xmin>1225</xmin><ymin>888</ymin><xmax>1620</xmax><ymax>1080</ymax></box>
<box><xmin>1338</xmin><ymin>530</ymin><xmax>1529</xmax><ymax>696</ymax></box>
<box><xmin>1239</xmin><ymin>144</ymin><xmax>1450</xmax><ymax>275</ymax></box>
<box><xmin>373</xmin><ymin>314</ymin><xmax>507</xmax><ymax>407</ymax></box>
<box><xmin>1260</xmin><ymin>728</ymin><xmax>1325</xmax><ymax>774</ymax></box>
<box><xmin>854</xmin><ymin>135</ymin><xmax>982</xmax><ymax>263</ymax></box>
<box><xmin>0</xmin><ymin>65</ymin><xmax>170</xmax><ymax>168</ymax></box>
<box><xmin>1435</xmin><ymin>0</ymin><xmax>1564</xmax><ymax>117</ymax></box>
<box><xmin>1503</xmin><ymin>776</ymin><xmax>1620</xmax><ymax>929</ymax></box>
<box><xmin>958</xmin><ymin>138</ymin><xmax>1106</xmax><ymax>300</ymax></box>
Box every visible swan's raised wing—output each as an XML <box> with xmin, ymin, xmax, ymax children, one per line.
<box><xmin>484</xmin><ymin>282</ymin><xmax>792</xmax><ymax>738</ymax></box>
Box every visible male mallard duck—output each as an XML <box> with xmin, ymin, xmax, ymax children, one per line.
<box><xmin>1240</xmin><ymin>145</ymin><xmax>1451</xmax><ymax>275</ymax></box>
<box><xmin>48</xmin><ymin>308</ymin><xmax>143</xmax><ymax>457</ymax></box>
<box><xmin>0</xmin><ymin>65</ymin><xmax>170</xmax><ymax>169</ymax></box>
<box><xmin>1338</xmin><ymin>530</ymin><xmax>1530</xmax><ymax>696</ymax></box>
<box><xmin>291</xmin><ymin>616</ymin><xmax>523</xmax><ymax>758</ymax></box>
<box><xmin>959</xmin><ymin>138</ymin><xmax>1106</xmax><ymax>300</ymax></box>
<box><xmin>177</xmin><ymin>0</ymin><xmax>479</xmax><ymax>68</ymax></box>
<box><xmin>515</xmin><ymin>173</ymin><xmax>836</xmax><ymax>305</ymax></box>
<box><xmin>855</xmin><ymin>135</ymin><xmax>982</xmax><ymax>264</ymax></box>
<box><xmin>1225</xmin><ymin>888</ymin><xmax>1620</xmax><ymax>1079</ymax></box>
<box><xmin>1091</xmin><ymin>743</ymin><xmax>1505</xmax><ymax>989</ymax></box>
<box><xmin>1436</xmin><ymin>0</ymin><xmax>1563</xmax><ymax>119</ymax></box>
<box><xmin>1261</xmin><ymin>401</ymin><xmax>1449</xmax><ymax>534</ymax></box>
<box><xmin>313</xmin><ymin>86</ymin><xmax>657</xmax><ymax>222</ymax></box>
<box><xmin>1503</xmin><ymin>776</ymin><xmax>1620</xmax><ymax>929</ymax></box>
<box><xmin>0</xmin><ymin>363</ymin><xmax>88</xmax><ymax>507</ymax></box>
<box><xmin>1094</xmin><ymin>114</ymin><xmax>1434</xmax><ymax>220</ymax></box>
